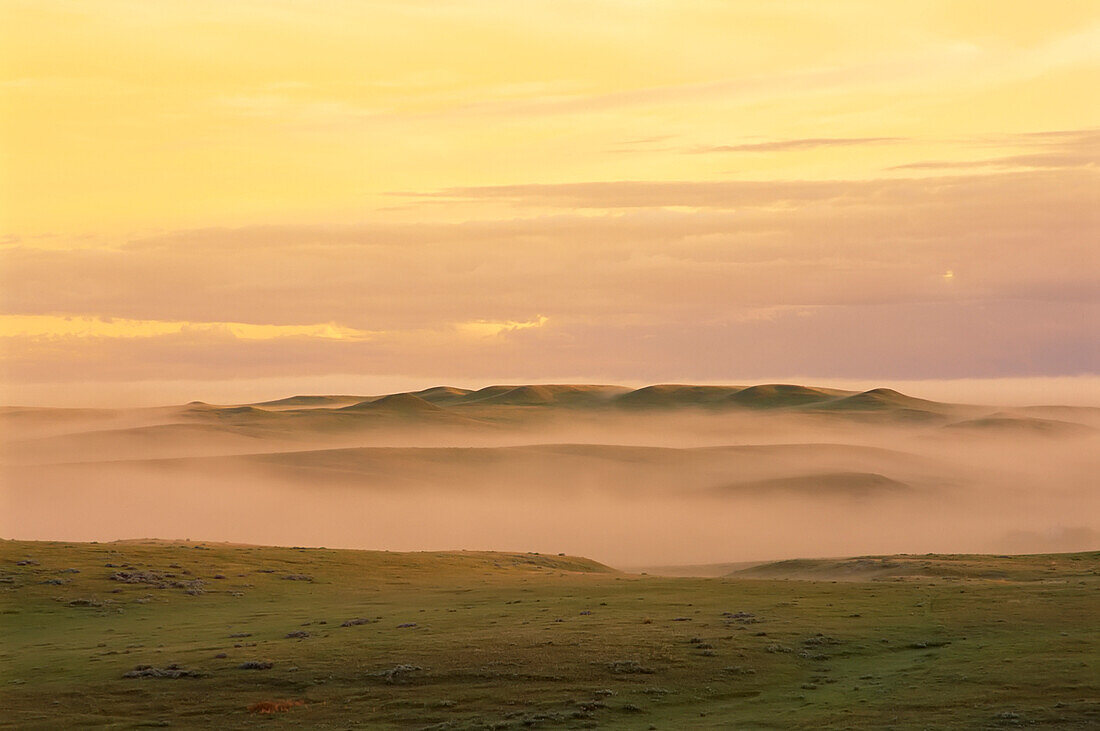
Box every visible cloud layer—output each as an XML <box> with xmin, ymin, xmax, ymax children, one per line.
<box><xmin>3</xmin><ymin>162</ymin><xmax>1097</xmax><ymax>385</ymax></box>
<box><xmin>2</xmin><ymin>3</ymin><xmax>1098</xmax><ymax>398</ymax></box>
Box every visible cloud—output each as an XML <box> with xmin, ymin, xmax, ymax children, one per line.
<box><xmin>892</xmin><ymin>128</ymin><xmax>1100</xmax><ymax>171</ymax></box>
<box><xmin>692</xmin><ymin>137</ymin><xmax>902</xmax><ymax>153</ymax></box>
<box><xmin>368</xmin><ymin>41</ymin><xmax>986</xmax><ymax>123</ymax></box>
<box><xmin>3</xmin><ymin>300</ymin><xmax>1096</xmax><ymax>384</ymax></box>
<box><xmin>2</xmin><ymin>164</ymin><xmax>1096</xmax><ymax>385</ymax></box>
<box><xmin>457</xmin><ymin>316</ymin><xmax>549</xmax><ymax>338</ymax></box>
<box><xmin>0</xmin><ymin>315</ymin><xmax>376</xmax><ymax>341</ymax></box>
<box><xmin>411</xmin><ymin>167</ymin><xmax>1098</xmax><ymax>212</ymax></box>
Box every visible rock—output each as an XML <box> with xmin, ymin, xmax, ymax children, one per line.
<box><xmin>607</xmin><ymin>660</ymin><xmax>655</xmax><ymax>674</ymax></box>
<box><xmin>380</xmin><ymin>664</ymin><xmax>422</xmax><ymax>683</ymax></box>
<box><xmin>341</xmin><ymin>617</ymin><xmax>375</xmax><ymax>627</ymax></box>
<box><xmin>123</xmin><ymin>664</ymin><xmax>205</xmax><ymax>679</ymax></box>
<box><xmin>111</xmin><ymin>571</ymin><xmax>166</xmax><ymax>586</ymax></box>
<box><xmin>181</xmin><ymin>580</ymin><xmax>206</xmax><ymax>596</ymax></box>
<box><xmin>722</xmin><ymin>666</ymin><xmax>756</xmax><ymax>675</ymax></box>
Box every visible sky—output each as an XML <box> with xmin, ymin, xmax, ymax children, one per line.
<box><xmin>2</xmin><ymin>0</ymin><xmax>1098</xmax><ymax>406</ymax></box>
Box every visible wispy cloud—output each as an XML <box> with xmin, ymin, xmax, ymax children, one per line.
<box><xmin>407</xmin><ymin>169</ymin><xmax>1095</xmax><ymax>210</ymax></box>
<box><xmin>4</xmin><ymin>159</ymin><xmax>1096</xmax><ymax>383</ymax></box>
<box><xmin>692</xmin><ymin>137</ymin><xmax>901</xmax><ymax>153</ymax></box>
<box><xmin>0</xmin><ymin>315</ymin><xmax>376</xmax><ymax>342</ymax></box>
<box><xmin>456</xmin><ymin>316</ymin><xmax>549</xmax><ymax>338</ymax></box>
<box><xmin>892</xmin><ymin>129</ymin><xmax>1100</xmax><ymax>171</ymax></box>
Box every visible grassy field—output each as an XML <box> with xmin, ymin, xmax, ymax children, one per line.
<box><xmin>2</xmin><ymin>540</ymin><xmax>1097</xmax><ymax>729</ymax></box>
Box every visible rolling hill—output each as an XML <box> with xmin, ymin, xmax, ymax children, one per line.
<box><xmin>942</xmin><ymin>414</ymin><xmax>1096</xmax><ymax>437</ymax></box>
<box><xmin>711</xmin><ymin>471</ymin><xmax>912</xmax><ymax>499</ymax></box>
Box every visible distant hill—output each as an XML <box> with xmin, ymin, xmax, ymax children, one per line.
<box><xmin>339</xmin><ymin>393</ymin><xmax>445</xmax><ymax>413</ymax></box>
<box><xmin>810</xmin><ymin>388</ymin><xmax>943</xmax><ymax>412</ymax></box>
<box><xmin>727</xmin><ymin>384</ymin><xmax>851</xmax><ymax>409</ymax></box>
<box><xmin>794</xmin><ymin>387</ymin><xmax>959</xmax><ymax>421</ymax></box>
<box><xmin>609</xmin><ymin>384</ymin><xmax>962</xmax><ymax>418</ymax></box>
<box><xmin>207</xmin><ymin>383</ymin><xmax>981</xmax><ymax>418</ymax></box>
<box><xmin>54</xmin><ymin>442</ymin><xmax>936</xmax><ymax>499</ymax></box>
<box><xmin>729</xmin><ymin>551</ymin><xmax>1100</xmax><ymax>582</ymax></box>
<box><xmin>457</xmin><ymin>384</ymin><xmax>630</xmax><ymax>406</ymax></box>
<box><xmin>411</xmin><ymin>386</ymin><xmax>474</xmax><ymax>404</ymax></box>
<box><xmin>253</xmin><ymin>395</ymin><xmax>366</xmax><ymax>409</ymax></box>
<box><xmin>1009</xmin><ymin>404</ymin><xmax>1100</xmax><ymax>423</ymax></box>
<box><xmin>614</xmin><ymin>384</ymin><xmax>746</xmax><ymax>408</ymax></box>
<box><xmin>20</xmin><ymin>385</ymin><xmax>1092</xmax><ymax>451</ymax></box>
<box><xmin>182</xmin><ymin>404</ymin><xmax>266</xmax><ymax>419</ymax></box>
<box><xmin>943</xmin><ymin>414</ymin><xmax>1095</xmax><ymax>437</ymax></box>
<box><xmin>2</xmin><ymin>422</ymin><xmax>273</xmax><ymax>465</ymax></box>
<box><xmin>711</xmin><ymin>471</ymin><xmax>911</xmax><ymax>499</ymax></box>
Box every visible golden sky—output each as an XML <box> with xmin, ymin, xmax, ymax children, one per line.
<box><xmin>2</xmin><ymin>1</ymin><xmax>1098</xmax><ymax>402</ymax></box>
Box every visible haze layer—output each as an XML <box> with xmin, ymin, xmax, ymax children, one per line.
<box><xmin>3</xmin><ymin>384</ymin><xmax>1097</xmax><ymax>566</ymax></box>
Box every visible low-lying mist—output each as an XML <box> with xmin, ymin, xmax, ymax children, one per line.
<box><xmin>2</xmin><ymin>395</ymin><xmax>1097</xmax><ymax>567</ymax></box>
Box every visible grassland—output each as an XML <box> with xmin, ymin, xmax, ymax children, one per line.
<box><xmin>2</xmin><ymin>540</ymin><xmax>1097</xmax><ymax>729</ymax></box>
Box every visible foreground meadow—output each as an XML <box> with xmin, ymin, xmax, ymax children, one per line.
<box><xmin>2</xmin><ymin>540</ymin><xmax>1097</xmax><ymax>729</ymax></box>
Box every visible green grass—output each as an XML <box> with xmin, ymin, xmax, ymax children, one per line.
<box><xmin>2</xmin><ymin>540</ymin><xmax>1098</xmax><ymax>729</ymax></box>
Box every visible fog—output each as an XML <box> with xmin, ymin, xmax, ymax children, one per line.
<box><xmin>2</xmin><ymin>398</ymin><xmax>1097</xmax><ymax>568</ymax></box>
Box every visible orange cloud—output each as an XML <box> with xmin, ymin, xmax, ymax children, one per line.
<box><xmin>0</xmin><ymin>315</ymin><xmax>375</xmax><ymax>341</ymax></box>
